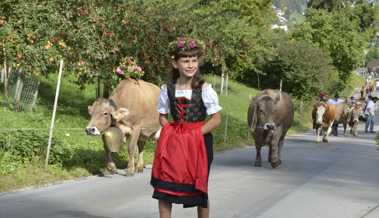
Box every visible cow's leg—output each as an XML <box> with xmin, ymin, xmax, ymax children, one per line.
<box><xmin>270</xmin><ymin>142</ymin><xmax>281</xmax><ymax>168</ymax></box>
<box><xmin>136</xmin><ymin>139</ymin><xmax>146</xmax><ymax>173</ymax></box>
<box><xmin>268</xmin><ymin>145</ymin><xmax>272</xmax><ymax>163</ymax></box>
<box><xmin>125</xmin><ymin>126</ymin><xmax>142</xmax><ymax>176</ymax></box>
<box><xmin>352</xmin><ymin>123</ymin><xmax>358</xmax><ymax>136</ymax></box>
<box><xmin>332</xmin><ymin>122</ymin><xmax>338</xmax><ymax>136</ymax></box>
<box><xmin>254</xmin><ymin>145</ymin><xmax>262</xmax><ymax>167</ymax></box>
<box><xmin>349</xmin><ymin>124</ymin><xmax>353</xmax><ymax>134</ymax></box>
<box><xmin>343</xmin><ymin>122</ymin><xmax>347</xmax><ymax>135</ymax></box>
<box><xmin>322</xmin><ymin>127</ymin><xmax>328</xmax><ymax>142</ymax></box>
<box><xmin>277</xmin><ymin>135</ymin><xmax>285</xmax><ymax>161</ymax></box>
<box><xmin>323</xmin><ymin>123</ymin><xmax>333</xmax><ymax>143</ymax></box>
<box><xmin>316</xmin><ymin>127</ymin><xmax>321</xmax><ymax>143</ymax></box>
<box><xmin>269</xmin><ymin>127</ymin><xmax>284</xmax><ymax>168</ymax></box>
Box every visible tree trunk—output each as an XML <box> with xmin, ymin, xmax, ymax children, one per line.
<box><xmin>3</xmin><ymin>42</ymin><xmax>9</xmax><ymax>99</ymax></box>
<box><xmin>14</xmin><ymin>77</ymin><xmax>24</xmax><ymax>111</ymax></box>
<box><xmin>96</xmin><ymin>76</ymin><xmax>101</xmax><ymax>98</ymax></box>
<box><xmin>220</xmin><ymin>63</ymin><xmax>227</xmax><ymax>95</ymax></box>
<box><xmin>225</xmin><ymin>72</ymin><xmax>229</xmax><ymax>96</ymax></box>
<box><xmin>256</xmin><ymin>71</ymin><xmax>260</xmax><ymax>89</ymax></box>
<box><xmin>102</xmin><ymin>79</ymin><xmax>112</xmax><ymax>98</ymax></box>
<box><xmin>220</xmin><ymin>73</ymin><xmax>224</xmax><ymax>95</ymax></box>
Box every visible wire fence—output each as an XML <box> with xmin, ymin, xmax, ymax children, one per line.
<box><xmin>1</xmin><ymin>70</ymin><xmax>40</xmax><ymax>112</ymax></box>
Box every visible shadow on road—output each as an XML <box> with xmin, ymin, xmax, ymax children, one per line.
<box><xmin>57</xmin><ymin>210</ymin><xmax>112</xmax><ymax>218</ymax></box>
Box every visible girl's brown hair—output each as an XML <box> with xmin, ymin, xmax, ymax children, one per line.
<box><xmin>170</xmin><ymin>47</ymin><xmax>205</xmax><ymax>89</ymax></box>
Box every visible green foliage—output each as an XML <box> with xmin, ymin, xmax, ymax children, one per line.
<box><xmin>0</xmin><ymin>0</ymin><xmax>66</xmax><ymax>75</ymax></box>
<box><xmin>262</xmin><ymin>40</ymin><xmax>338</xmax><ymax>100</ymax></box>
<box><xmin>116</xmin><ymin>0</ymin><xmax>187</xmax><ymax>83</ymax></box>
<box><xmin>292</xmin><ymin>7</ymin><xmax>371</xmax><ymax>90</ymax></box>
<box><xmin>308</xmin><ymin>0</ymin><xmax>348</xmax><ymax>11</ymax></box>
<box><xmin>0</xmin><ymin>152</ymin><xmax>22</xmax><ymax>175</ymax></box>
<box><xmin>273</xmin><ymin>0</ymin><xmax>308</xmax><ymax>26</ymax></box>
<box><xmin>190</xmin><ymin>0</ymin><xmax>275</xmax><ymax>77</ymax></box>
<box><xmin>0</xmin><ymin>130</ymin><xmax>73</xmax><ymax>165</ymax></box>
<box><xmin>0</xmin><ymin>130</ymin><xmax>48</xmax><ymax>159</ymax></box>
<box><xmin>366</xmin><ymin>47</ymin><xmax>379</xmax><ymax>64</ymax></box>
<box><xmin>352</xmin><ymin>0</ymin><xmax>377</xmax><ymax>32</ymax></box>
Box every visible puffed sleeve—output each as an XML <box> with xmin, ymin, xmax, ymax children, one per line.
<box><xmin>157</xmin><ymin>84</ymin><xmax>170</xmax><ymax>114</ymax></box>
<box><xmin>202</xmin><ymin>84</ymin><xmax>222</xmax><ymax>115</ymax></box>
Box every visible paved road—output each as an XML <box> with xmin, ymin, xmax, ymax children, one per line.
<box><xmin>1</xmin><ymin>118</ymin><xmax>379</xmax><ymax>218</ymax></box>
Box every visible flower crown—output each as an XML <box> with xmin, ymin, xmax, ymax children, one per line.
<box><xmin>168</xmin><ymin>37</ymin><xmax>205</xmax><ymax>57</ymax></box>
<box><xmin>115</xmin><ymin>56</ymin><xmax>144</xmax><ymax>80</ymax></box>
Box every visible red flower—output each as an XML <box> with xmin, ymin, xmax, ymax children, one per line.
<box><xmin>188</xmin><ymin>40</ymin><xmax>197</xmax><ymax>49</ymax></box>
<box><xmin>177</xmin><ymin>39</ymin><xmax>185</xmax><ymax>48</ymax></box>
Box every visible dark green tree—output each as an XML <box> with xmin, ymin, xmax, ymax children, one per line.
<box><xmin>308</xmin><ymin>0</ymin><xmax>349</xmax><ymax>11</ymax></box>
<box><xmin>261</xmin><ymin>40</ymin><xmax>338</xmax><ymax>100</ymax></box>
<box><xmin>292</xmin><ymin>8</ymin><xmax>370</xmax><ymax>90</ymax></box>
<box><xmin>189</xmin><ymin>0</ymin><xmax>276</xmax><ymax>82</ymax></box>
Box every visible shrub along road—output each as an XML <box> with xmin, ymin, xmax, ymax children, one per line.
<box><xmin>1</xmin><ymin>115</ymin><xmax>379</xmax><ymax>218</ymax></box>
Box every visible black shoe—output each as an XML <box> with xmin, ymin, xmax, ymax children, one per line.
<box><xmin>369</xmin><ymin>131</ymin><xmax>376</xmax><ymax>133</ymax></box>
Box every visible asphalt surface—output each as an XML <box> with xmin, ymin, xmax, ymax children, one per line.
<box><xmin>1</xmin><ymin>113</ymin><xmax>379</xmax><ymax>218</ymax></box>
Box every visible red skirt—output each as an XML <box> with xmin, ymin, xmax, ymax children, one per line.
<box><xmin>151</xmin><ymin>121</ymin><xmax>213</xmax><ymax>208</ymax></box>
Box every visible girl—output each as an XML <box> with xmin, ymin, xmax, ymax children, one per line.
<box><xmin>150</xmin><ymin>38</ymin><xmax>222</xmax><ymax>218</ymax></box>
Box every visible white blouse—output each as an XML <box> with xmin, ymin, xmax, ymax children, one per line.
<box><xmin>157</xmin><ymin>84</ymin><xmax>222</xmax><ymax>115</ymax></box>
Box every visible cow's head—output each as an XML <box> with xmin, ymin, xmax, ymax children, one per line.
<box><xmin>315</xmin><ymin>103</ymin><xmax>327</xmax><ymax>126</ymax></box>
<box><xmin>251</xmin><ymin>94</ymin><xmax>279</xmax><ymax>131</ymax></box>
<box><xmin>85</xmin><ymin>98</ymin><xmax>117</xmax><ymax>135</ymax></box>
<box><xmin>350</xmin><ymin>105</ymin><xmax>363</xmax><ymax>124</ymax></box>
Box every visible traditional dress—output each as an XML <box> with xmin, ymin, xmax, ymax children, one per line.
<box><xmin>151</xmin><ymin>83</ymin><xmax>222</xmax><ymax>208</ymax></box>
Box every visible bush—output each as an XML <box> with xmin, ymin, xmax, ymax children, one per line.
<box><xmin>0</xmin><ymin>152</ymin><xmax>22</xmax><ymax>175</ymax></box>
<box><xmin>0</xmin><ymin>130</ymin><xmax>72</xmax><ymax>165</ymax></box>
<box><xmin>261</xmin><ymin>40</ymin><xmax>338</xmax><ymax>101</ymax></box>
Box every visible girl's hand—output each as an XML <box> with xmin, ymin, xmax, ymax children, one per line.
<box><xmin>201</xmin><ymin>112</ymin><xmax>221</xmax><ymax>135</ymax></box>
<box><xmin>159</xmin><ymin>114</ymin><xmax>169</xmax><ymax>127</ymax></box>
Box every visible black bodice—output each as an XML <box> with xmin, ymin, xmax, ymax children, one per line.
<box><xmin>167</xmin><ymin>83</ymin><xmax>207</xmax><ymax>122</ymax></box>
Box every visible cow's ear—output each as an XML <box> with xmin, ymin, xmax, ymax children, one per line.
<box><xmin>248</xmin><ymin>103</ymin><xmax>258</xmax><ymax>131</ymax></box>
<box><xmin>88</xmin><ymin>105</ymin><xmax>93</xmax><ymax>115</ymax></box>
<box><xmin>275</xmin><ymin>92</ymin><xmax>281</xmax><ymax>102</ymax></box>
<box><xmin>111</xmin><ymin>108</ymin><xmax>130</xmax><ymax>120</ymax></box>
<box><xmin>118</xmin><ymin>108</ymin><xmax>130</xmax><ymax>116</ymax></box>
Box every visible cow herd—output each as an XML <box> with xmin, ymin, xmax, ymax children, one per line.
<box><xmin>311</xmin><ymin>100</ymin><xmax>364</xmax><ymax>143</ymax></box>
<box><xmin>85</xmin><ymin>79</ymin><xmax>366</xmax><ymax>173</ymax></box>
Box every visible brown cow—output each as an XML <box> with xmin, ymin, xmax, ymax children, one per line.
<box><xmin>312</xmin><ymin>102</ymin><xmax>336</xmax><ymax>143</ymax></box>
<box><xmin>345</xmin><ymin>104</ymin><xmax>363</xmax><ymax>136</ymax></box>
<box><xmin>332</xmin><ymin>101</ymin><xmax>364</xmax><ymax>137</ymax></box>
<box><xmin>86</xmin><ymin>78</ymin><xmax>160</xmax><ymax>176</ymax></box>
<box><xmin>247</xmin><ymin>89</ymin><xmax>294</xmax><ymax>168</ymax></box>
<box><xmin>331</xmin><ymin>103</ymin><xmax>350</xmax><ymax>136</ymax></box>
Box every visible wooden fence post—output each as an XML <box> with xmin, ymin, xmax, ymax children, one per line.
<box><xmin>45</xmin><ymin>59</ymin><xmax>64</xmax><ymax>168</ymax></box>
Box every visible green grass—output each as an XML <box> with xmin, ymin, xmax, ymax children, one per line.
<box><xmin>206</xmin><ymin>75</ymin><xmax>258</xmax><ymax>150</ymax></box>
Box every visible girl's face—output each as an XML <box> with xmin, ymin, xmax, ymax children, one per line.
<box><xmin>173</xmin><ymin>56</ymin><xmax>199</xmax><ymax>78</ymax></box>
